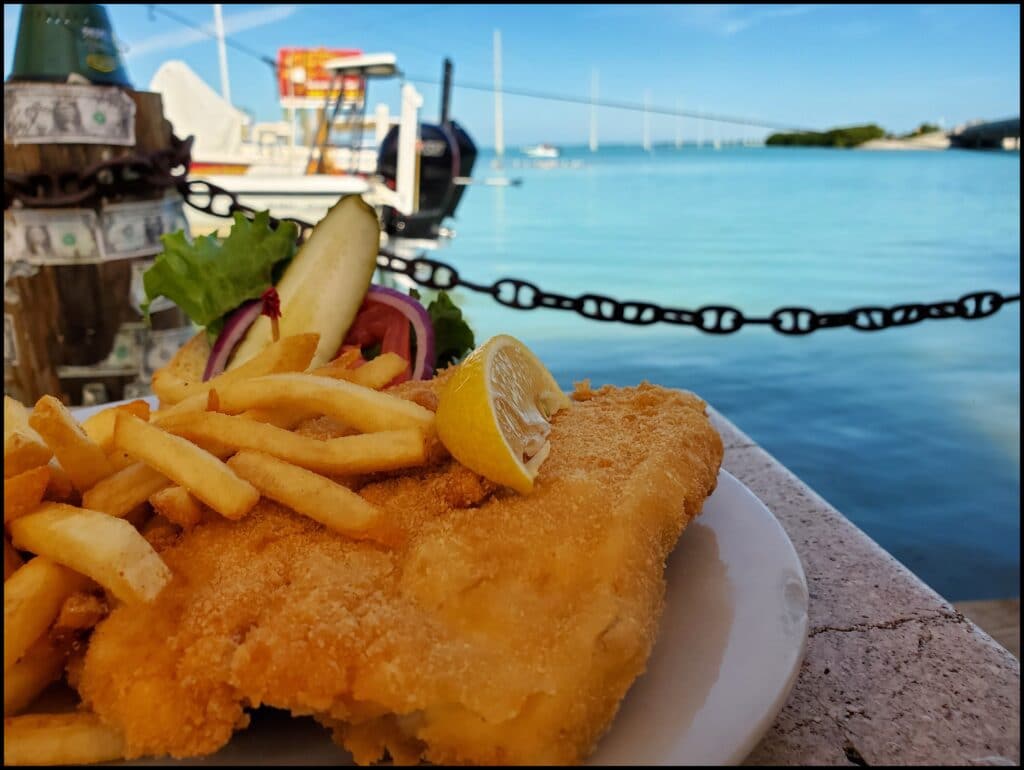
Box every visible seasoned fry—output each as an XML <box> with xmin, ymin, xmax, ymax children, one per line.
<box><xmin>151</xmin><ymin>333</ymin><xmax>320</xmax><ymax>405</ymax></box>
<box><xmin>4</xmin><ymin>536</ymin><xmax>23</xmax><ymax>580</ymax></box>
<box><xmin>4</xmin><ymin>557</ymin><xmax>90</xmax><ymax>670</ymax></box>
<box><xmin>4</xmin><ymin>466</ymin><xmax>50</xmax><ymax>523</ymax></box>
<box><xmin>4</xmin><ymin>396</ymin><xmax>53</xmax><ymax>478</ymax></box>
<box><xmin>4</xmin><ymin>633</ymin><xmax>67</xmax><ymax>716</ymax></box>
<box><xmin>29</xmin><ymin>396</ymin><xmax>114</xmax><ymax>492</ymax></box>
<box><xmin>80</xmin><ymin>400</ymin><xmax>151</xmax><ymax>452</ymax></box>
<box><xmin>149</xmin><ymin>486</ymin><xmax>204</xmax><ymax>529</ymax></box>
<box><xmin>216</xmin><ymin>373</ymin><xmax>435</xmax><ymax>433</ymax></box>
<box><xmin>81</xmin><ymin>462</ymin><xmax>170</xmax><ymax>519</ymax></box>
<box><xmin>113</xmin><ymin>414</ymin><xmax>258</xmax><ymax>520</ymax></box>
<box><xmin>9</xmin><ymin>504</ymin><xmax>172</xmax><ymax>605</ymax></box>
<box><xmin>161</xmin><ymin>411</ymin><xmax>426</xmax><ymax>475</ymax></box>
<box><xmin>3</xmin><ymin>712</ymin><xmax>125</xmax><ymax>766</ymax></box>
<box><xmin>227</xmin><ymin>451</ymin><xmax>399</xmax><ymax>545</ymax></box>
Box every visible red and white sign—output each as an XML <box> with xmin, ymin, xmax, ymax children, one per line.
<box><xmin>277</xmin><ymin>48</ymin><xmax>365</xmax><ymax>109</ymax></box>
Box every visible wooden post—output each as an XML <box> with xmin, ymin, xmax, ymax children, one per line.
<box><xmin>4</xmin><ymin>89</ymin><xmax>189</xmax><ymax>405</ymax></box>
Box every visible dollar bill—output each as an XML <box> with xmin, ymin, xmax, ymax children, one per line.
<box><xmin>142</xmin><ymin>325</ymin><xmax>196</xmax><ymax>380</ymax></box>
<box><xmin>100</xmin><ymin>195</ymin><xmax>189</xmax><ymax>260</ymax></box>
<box><xmin>4</xmin><ymin>83</ymin><xmax>136</xmax><ymax>146</ymax></box>
<box><xmin>6</xmin><ymin>208</ymin><xmax>102</xmax><ymax>265</ymax></box>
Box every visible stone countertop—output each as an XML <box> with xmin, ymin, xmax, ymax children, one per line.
<box><xmin>707</xmin><ymin>409</ymin><xmax>1021</xmax><ymax>766</ymax></box>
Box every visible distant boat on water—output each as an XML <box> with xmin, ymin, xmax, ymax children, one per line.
<box><xmin>522</xmin><ymin>143</ymin><xmax>560</xmax><ymax>159</ymax></box>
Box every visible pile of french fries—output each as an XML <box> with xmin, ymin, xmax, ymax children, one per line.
<box><xmin>3</xmin><ymin>334</ymin><xmax>434</xmax><ymax>765</ymax></box>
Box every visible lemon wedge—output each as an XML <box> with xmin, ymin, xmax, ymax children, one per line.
<box><xmin>435</xmin><ymin>335</ymin><xmax>571</xmax><ymax>494</ymax></box>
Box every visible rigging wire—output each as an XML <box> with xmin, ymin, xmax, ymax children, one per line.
<box><xmin>144</xmin><ymin>4</ymin><xmax>277</xmax><ymax>68</ymax></box>
<box><xmin>404</xmin><ymin>75</ymin><xmax>810</xmax><ymax>131</ymax></box>
<box><xmin>142</xmin><ymin>4</ymin><xmax>813</xmax><ymax>131</ymax></box>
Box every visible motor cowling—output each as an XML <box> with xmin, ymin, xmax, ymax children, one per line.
<box><xmin>377</xmin><ymin>120</ymin><xmax>477</xmax><ymax>240</ymax></box>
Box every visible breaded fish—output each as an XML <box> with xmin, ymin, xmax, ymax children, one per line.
<box><xmin>75</xmin><ymin>382</ymin><xmax>723</xmax><ymax>765</ymax></box>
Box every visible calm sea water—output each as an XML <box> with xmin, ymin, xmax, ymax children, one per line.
<box><xmin>439</xmin><ymin>145</ymin><xmax>1020</xmax><ymax>601</ymax></box>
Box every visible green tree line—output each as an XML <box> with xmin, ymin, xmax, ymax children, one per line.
<box><xmin>766</xmin><ymin>124</ymin><xmax>886</xmax><ymax>148</ymax></box>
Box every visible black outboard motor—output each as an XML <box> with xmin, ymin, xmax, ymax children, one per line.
<box><xmin>377</xmin><ymin>120</ymin><xmax>477</xmax><ymax>240</ymax></box>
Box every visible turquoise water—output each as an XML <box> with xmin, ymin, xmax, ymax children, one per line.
<box><xmin>440</xmin><ymin>145</ymin><xmax>1020</xmax><ymax>601</ymax></box>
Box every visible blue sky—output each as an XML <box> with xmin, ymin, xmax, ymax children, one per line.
<box><xmin>4</xmin><ymin>4</ymin><xmax>1020</xmax><ymax>146</ymax></box>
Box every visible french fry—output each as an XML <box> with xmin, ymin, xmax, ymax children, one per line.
<box><xmin>160</xmin><ymin>412</ymin><xmax>427</xmax><ymax>475</ymax></box>
<box><xmin>228</xmin><ymin>451</ymin><xmax>400</xmax><ymax>545</ymax></box>
<box><xmin>80</xmin><ymin>400</ymin><xmax>151</xmax><ymax>452</ymax></box>
<box><xmin>216</xmin><ymin>373</ymin><xmax>435</xmax><ymax>434</ymax></box>
<box><xmin>3</xmin><ymin>712</ymin><xmax>125</xmax><ymax>766</ymax></box>
<box><xmin>150</xmin><ymin>390</ymin><xmax>209</xmax><ymax>426</ymax></box>
<box><xmin>54</xmin><ymin>592</ymin><xmax>107</xmax><ymax>632</ymax></box>
<box><xmin>4</xmin><ymin>396</ymin><xmax>53</xmax><ymax>478</ymax></box>
<box><xmin>149</xmin><ymin>486</ymin><xmax>204</xmax><ymax>529</ymax></box>
<box><xmin>240</xmin><ymin>406</ymin><xmax>317</xmax><ymax>430</ymax></box>
<box><xmin>4</xmin><ymin>536</ymin><xmax>23</xmax><ymax>580</ymax></box>
<box><xmin>112</xmin><ymin>414</ymin><xmax>258</xmax><ymax>520</ymax></box>
<box><xmin>4</xmin><ymin>633</ymin><xmax>67</xmax><ymax>716</ymax></box>
<box><xmin>4</xmin><ymin>557</ymin><xmax>90</xmax><ymax>670</ymax></box>
<box><xmin>348</xmin><ymin>353</ymin><xmax>409</xmax><ymax>389</ymax></box>
<box><xmin>81</xmin><ymin>400</ymin><xmax>153</xmax><ymax>473</ymax></box>
<box><xmin>81</xmin><ymin>462</ymin><xmax>170</xmax><ymax>519</ymax></box>
<box><xmin>9</xmin><ymin>504</ymin><xmax>172</xmax><ymax>605</ymax></box>
<box><xmin>4</xmin><ymin>466</ymin><xmax>51</xmax><ymax>523</ymax></box>
<box><xmin>44</xmin><ymin>460</ymin><xmax>75</xmax><ymax>503</ymax></box>
<box><xmin>311</xmin><ymin>352</ymin><xmax>409</xmax><ymax>390</ymax></box>
<box><xmin>151</xmin><ymin>332</ymin><xmax>320</xmax><ymax>405</ymax></box>
<box><xmin>29</xmin><ymin>396</ymin><xmax>114</xmax><ymax>492</ymax></box>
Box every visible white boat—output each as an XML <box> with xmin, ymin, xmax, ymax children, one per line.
<box><xmin>522</xmin><ymin>143</ymin><xmax>560</xmax><ymax>159</ymax></box>
<box><xmin>151</xmin><ymin>50</ymin><xmax>479</xmax><ymax>248</ymax></box>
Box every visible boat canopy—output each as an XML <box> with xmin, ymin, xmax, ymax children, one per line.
<box><xmin>323</xmin><ymin>52</ymin><xmax>399</xmax><ymax>78</ymax></box>
<box><xmin>150</xmin><ymin>60</ymin><xmax>248</xmax><ymax>162</ymax></box>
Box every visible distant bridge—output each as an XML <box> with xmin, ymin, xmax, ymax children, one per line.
<box><xmin>949</xmin><ymin>117</ymin><xmax>1020</xmax><ymax>150</ymax></box>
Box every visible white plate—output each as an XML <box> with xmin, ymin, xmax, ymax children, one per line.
<box><xmin>72</xmin><ymin>402</ymin><xmax>808</xmax><ymax>766</ymax></box>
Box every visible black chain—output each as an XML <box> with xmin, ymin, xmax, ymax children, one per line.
<box><xmin>75</xmin><ymin>173</ymin><xmax>1015</xmax><ymax>337</ymax></box>
<box><xmin>373</xmin><ymin>251</ymin><xmax>1020</xmax><ymax>335</ymax></box>
<box><xmin>4</xmin><ymin>135</ymin><xmax>194</xmax><ymax>209</ymax></box>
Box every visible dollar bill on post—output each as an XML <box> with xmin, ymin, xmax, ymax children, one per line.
<box><xmin>3</xmin><ymin>83</ymin><xmax>135</xmax><ymax>146</ymax></box>
<box><xmin>101</xmin><ymin>194</ymin><xmax>189</xmax><ymax>260</ymax></box>
<box><xmin>9</xmin><ymin>208</ymin><xmax>102</xmax><ymax>264</ymax></box>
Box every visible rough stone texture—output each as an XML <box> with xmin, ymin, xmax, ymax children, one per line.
<box><xmin>712</xmin><ymin>413</ymin><xmax>1021</xmax><ymax>766</ymax></box>
<box><xmin>708</xmin><ymin>407</ymin><xmax>756</xmax><ymax>450</ymax></box>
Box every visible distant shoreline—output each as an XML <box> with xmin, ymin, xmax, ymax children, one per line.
<box><xmin>856</xmin><ymin>132</ymin><xmax>951</xmax><ymax>151</ymax></box>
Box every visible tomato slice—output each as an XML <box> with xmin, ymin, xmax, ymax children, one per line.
<box><xmin>341</xmin><ymin>299</ymin><xmax>413</xmax><ymax>384</ymax></box>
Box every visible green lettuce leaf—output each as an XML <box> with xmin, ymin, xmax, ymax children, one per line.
<box><xmin>141</xmin><ymin>212</ymin><xmax>298</xmax><ymax>336</ymax></box>
<box><xmin>427</xmin><ymin>290</ymin><xmax>475</xmax><ymax>369</ymax></box>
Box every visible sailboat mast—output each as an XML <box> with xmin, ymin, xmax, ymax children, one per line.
<box><xmin>675</xmin><ymin>99</ymin><xmax>682</xmax><ymax>149</ymax></box>
<box><xmin>213</xmin><ymin>4</ymin><xmax>231</xmax><ymax>103</ymax></box>
<box><xmin>589</xmin><ymin>69</ymin><xmax>599</xmax><ymax>152</ymax></box>
<box><xmin>493</xmin><ymin>29</ymin><xmax>504</xmax><ymax>162</ymax></box>
<box><xmin>642</xmin><ymin>89</ymin><xmax>651</xmax><ymax>152</ymax></box>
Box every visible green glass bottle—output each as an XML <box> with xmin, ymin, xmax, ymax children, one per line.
<box><xmin>8</xmin><ymin>4</ymin><xmax>131</xmax><ymax>87</ymax></box>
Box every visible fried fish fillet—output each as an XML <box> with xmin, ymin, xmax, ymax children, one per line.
<box><xmin>75</xmin><ymin>382</ymin><xmax>723</xmax><ymax>765</ymax></box>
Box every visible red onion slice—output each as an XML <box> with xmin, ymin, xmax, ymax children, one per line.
<box><xmin>202</xmin><ymin>300</ymin><xmax>262</xmax><ymax>381</ymax></box>
<box><xmin>365</xmin><ymin>285</ymin><xmax>435</xmax><ymax>380</ymax></box>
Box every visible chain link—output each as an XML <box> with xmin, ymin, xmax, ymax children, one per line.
<box><xmin>4</xmin><ymin>135</ymin><xmax>194</xmax><ymax>209</ymax></box>
<box><xmin>191</xmin><ymin>178</ymin><xmax>1020</xmax><ymax>336</ymax></box>
<box><xmin>7</xmin><ymin>168</ymin><xmax>1018</xmax><ymax>336</ymax></box>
